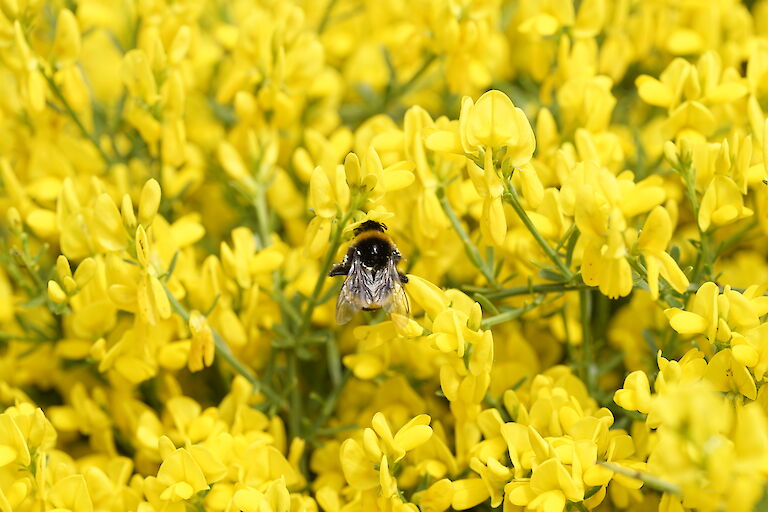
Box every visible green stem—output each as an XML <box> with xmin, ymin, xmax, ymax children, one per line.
<box><xmin>40</xmin><ymin>69</ymin><xmax>114</xmax><ymax>167</ymax></box>
<box><xmin>164</xmin><ymin>287</ymin><xmax>284</xmax><ymax>406</ymax></box>
<box><xmin>681</xmin><ymin>163</ymin><xmax>713</xmax><ymax>282</ymax></box>
<box><xmin>388</xmin><ymin>54</ymin><xmax>436</xmax><ymax>105</ymax></box>
<box><xmin>286</xmin><ymin>350</ymin><xmax>302</xmax><ymax>439</ymax></box>
<box><xmin>344</xmin><ymin>54</ymin><xmax>436</xmax><ymax>127</ymax></box>
<box><xmin>598</xmin><ymin>462</ymin><xmax>682</xmax><ymax>495</ymax></box>
<box><xmin>470</xmin><ymin>281</ymin><xmax>589</xmax><ymax>300</ymax></box>
<box><xmin>480</xmin><ymin>304</ymin><xmax>536</xmax><ymax>329</ymax></box>
<box><xmin>283</xmin><ymin>202</ymin><xmax>358</xmax><ymax>441</ymax></box>
<box><xmin>296</xmin><ymin>207</ymin><xmax>357</xmax><ymax>339</ymax></box>
<box><xmin>14</xmin><ymin>247</ymin><xmax>45</xmax><ymax>293</ymax></box>
<box><xmin>314</xmin><ymin>424</ymin><xmax>359</xmax><ymax>436</ymax></box>
<box><xmin>438</xmin><ymin>187</ymin><xmax>497</xmax><ymax>285</ymax></box>
<box><xmin>716</xmin><ymin>219</ymin><xmax>757</xmax><ymax>257</ymax></box>
<box><xmin>568</xmin><ymin>502</ymin><xmax>589</xmax><ymax>512</ymax></box>
<box><xmin>317</xmin><ymin>0</ymin><xmax>338</xmax><ymax>33</ymax></box>
<box><xmin>580</xmin><ymin>288</ymin><xmax>596</xmax><ymax>394</ymax></box>
<box><xmin>309</xmin><ymin>370</ymin><xmax>351</xmax><ymax>440</ymax></box>
<box><xmin>253</xmin><ymin>185</ymin><xmax>272</xmax><ymax>249</ymax></box>
<box><xmin>280</xmin><ymin>208</ymin><xmax>357</xmax><ymax>441</ymax></box>
<box><xmin>0</xmin><ymin>332</ymin><xmax>43</xmax><ymax>342</ymax></box>
<box><xmin>267</xmin><ymin>282</ymin><xmax>303</xmax><ymax>326</ymax></box>
<box><xmin>627</xmin><ymin>257</ymin><xmax>647</xmax><ymax>279</ymax></box>
<box><xmin>503</xmin><ymin>182</ymin><xmax>574</xmax><ymax>280</ymax></box>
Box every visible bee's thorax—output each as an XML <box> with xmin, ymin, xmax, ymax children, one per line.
<box><xmin>354</xmin><ymin>236</ymin><xmax>393</xmax><ymax>270</ymax></box>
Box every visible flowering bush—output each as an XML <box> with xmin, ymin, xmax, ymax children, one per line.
<box><xmin>3</xmin><ymin>0</ymin><xmax>768</xmax><ymax>511</ymax></box>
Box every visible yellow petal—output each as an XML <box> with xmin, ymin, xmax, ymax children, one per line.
<box><xmin>52</xmin><ymin>9</ymin><xmax>80</xmax><ymax>63</ymax></box>
<box><xmin>405</xmin><ymin>274</ymin><xmax>450</xmax><ymax>319</ymax></box>
<box><xmin>636</xmin><ymin>75</ymin><xmax>675</xmax><ymax>107</ymax></box>
<box><xmin>26</xmin><ymin>209</ymin><xmax>58</xmax><ymax>239</ymax></box>
<box><xmin>425</xmin><ymin>131</ymin><xmax>464</xmax><ymax>154</ymax></box>
<box><xmin>665</xmin><ymin>309</ymin><xmax>707</xmax><ymax>334</ymax></box>
<box><xmin>483</xmin><ymin>196</ymin><xmax>506</xmax><ymax>247</ymax></box>
<box><xmin>383</xmin><ymin>169</ymin><xmax>415</xmax><ymax>191</ymax></box>
<box><xmin>217</xmin><ymin>141</ymin><xmax>248</xmax><ymax>181</ymax></box>
<box><xmin>638</xmin><ymin>206</ymin><xmax>672</xmax><ymax>253</ymax></box>
<box><xmin>339</xmin><ymin>439</ymin><xmax>378</xmax><ymax>490</ymax></box>
<box><xmin>657</xmin><ymin>251</ymin><xmax>690</xmax><ymax>295</ymax></box>
<box><xmin>138</xmin><ymin>179</ymin><xmax>161</xmax><ymax>227</ymax></box>
<box><xmin>47</xmin><ymin>280</ymin><xmax>68</xmax><ymax>303</ymax></box>
<box><xmin>0</xmin><ymin>445</ymin><xmax>17</xmax><ymax>467</ymax></box>
<box><xmin>451</xmin><ymin>478</ymin><xmax>490</xmax><ymax>510</ymax></box>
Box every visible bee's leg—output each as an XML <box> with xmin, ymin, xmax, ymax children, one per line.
<box><xmin>328</xmin><ymin>263</ymin><xmax>350</xmax><ymax>277</ymax></box>
<box><xmin>329</xmin><ymin>249</ymin><xmax>353</xmax><ymax>277</ymax></box>
<box><xmin>397</xmin><ymin>271</ymin><xmax>408</xmax><ymax>283</ymax></box>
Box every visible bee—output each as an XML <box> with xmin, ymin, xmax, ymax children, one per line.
<box><xmin>328</xmin><ymin>220</ymin><xmax>409</xmax><ymax>327</ymax></box>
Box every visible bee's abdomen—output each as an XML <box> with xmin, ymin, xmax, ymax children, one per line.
<box><xmin>354</xmin><ymin>237</ymin><xmax>393</xmax><ymax>269</ymax></box>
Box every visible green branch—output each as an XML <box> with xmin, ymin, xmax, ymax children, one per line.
<box><xmin>716</xmin><ymin>218</ymin><xmax>758</xmax><ymax>257</ymax></box>
<box><xmin>252</xmin><ymin>186</ymin><xmax>272</xmax><ymax>249</ymax></box>
<box><xmin>342</xmin><ymin>53</ymin><xmax>436</xmax><ymax>127</ymax></box>
<box><xmin>284</xmin><ymin>204</ymin><xmax>358</xmax><ymax>440</ymax></box>
<box><xmin>286</xmin><ymin>350</ymin><xmax>302</xmax><ymax>439</ymax></box>
<box><xmin>438</xmin><ymin>187</ymin><xmax>497</xmax><ymax>286</ymax></box>
<box><xmin>676</xmin><ymin>155</ymin><xmax>713</xmax><ymax>283</ymax></box>
<box><xmin>296</xmin><ymin>206</ymin><xmax>357</xmax><ymax>339</ymax></box>
<box><xmin>579</xmin><ymin>288</ymin><xmax>597</xmax><ymax>395</ymax></box>
<box><xmin>317</xmin><ymin>0</ymin><xmax>338</xmax><ymax>33</ymax></box>
<box><xmin>309</xmin><ymin>370</ymin><xmax>351</xmax><ymax>441</ymax></box>
<box><xmin>598</xmin><ymin>462</ymin><xmax>681</xmax><ymax>496</ymax></box>
<box><xmin>480</xmin><ymin>302</ymin><xmax>539</xmax><ymax>329</ymax></box>
<box><xmin>503</xmin><ymin>181</ymin><xmax>574</xmax><ymax>280</ymax></box>
<box><xmin>468</xmin><ymin>281</ymin><xmax>589</xmax><ymax>300</ymax></box>
<box><xmin>164</xmin><ymin>287</ymin><xmax>284</xmax><ymax>407</ymax></box>
<box><xmin>40</xmin><ymin>68</ymin><xmax>115</xmax><ymax>167</ymax></box>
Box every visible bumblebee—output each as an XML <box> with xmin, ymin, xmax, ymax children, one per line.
<box><xmin>328</xmin><ymin>220</ymin><xmax>409</xmax><ymax>326</ymax></box>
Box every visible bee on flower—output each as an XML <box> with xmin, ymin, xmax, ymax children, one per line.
<box><xmin>329</xmin><ymin>220</ymin><xmax>409</xmax><ymax>327</ymax></box>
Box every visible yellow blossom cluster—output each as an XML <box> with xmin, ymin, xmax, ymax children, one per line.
<box><xmin>4</xmin><ymin>1</ymin><xmax>768</xmax><ymax>511</ymax></box>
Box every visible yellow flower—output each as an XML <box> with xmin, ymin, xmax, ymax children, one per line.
<box><xmin>665</xmin><ymin>282</ymin><xmax>719</xmax><ymax>339</ymax></box>
<box><xmin>48</xmin><ymin>475</ymin><xmax>93</xmax><ymax>512</ymax></box>
<box><xmin>637</xmin><ymin>53</ymin><xmax>747</xmax><ymax>140</ymax></box>
<box><xmin>187</xmin><ymin>310</ymin><xmax>215</xmax><ymax>372</ymax></box>
<box><xmin>704</xmin><ymin>349</ymin><xmax>756</xmax><ymax>400</ymax></box>
<box><xmin>451</xmin><ymin>478</ymin><xmax>490</xmax><ymax>510</ymax></box>
<box><xmin>582</xmin><ymin>233</ymin><xmax>633</xmax><ymax>299</ymax></box>
<box><xmin>371</xmin><ymin>412</ymin><xmax>433</xmax><ymax>463</ymax></box>
<box><xmin>462</xmin><ymin>90</ymin><xmax>536</xmax><ymax>163</ymax></box>
<box><xmin>698</xmin><ymin>175</ymin><xmax>753</xmax><ymax>231</ymax></box>
<box><xmin>135</xmin><ymin>225</ymin><xmax>172</xmax><ymax>325</ymax></box>
<box><xmin>636</xmin><ymin>206</ymin><xmax>689</xmax><ymax>299</ymax></box>
<box><xmin>470</xmin><ymin>456</ymin><xmax>511</xmax><ymax>508</ymax></box>
<box><xmin>614</xmin><ymin>371</ymin><xmax>652</xmax><ymax>414</ymax></box>
<box><xmin>339</xmin><ymin>436</ymin><xmax>378</xmax><ymax>491</ymax></box>
<box><xmin>412</xmin><ymin>478</ymin><xmax>453</xmax><ymax>512</ymax></box>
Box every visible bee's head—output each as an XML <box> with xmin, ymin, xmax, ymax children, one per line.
<box><xmin>354</xmin><ymin>220</ymin><xmax>387</xmax><ymax>236</ymax></box>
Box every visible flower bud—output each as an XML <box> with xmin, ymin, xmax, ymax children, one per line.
<box><xmin>344</xmin><ymin>152</ymin><xmax>362</xmax><ymax>187</ymax></box>
<box><xmin>135</xmin><ymin>225</ymin><xmax>150</xmax><ymax>267</ymax></box>
<box><xmin>121</xmin><ymin>193</ymin><xmax>137</xmax><ymax>230</ymax></box>
<box><xmin>52</xmin><ymin>9</ymin><xmax>81</xmax><ymax>63</ymax></box>
<box><xmin>7</xmin><ymin>207</ymin><xmax>22</xmax><ymax>234</ymax></box>
<box><xmin>47</xmin><ymin>280</ymin><xmax>67</xmax><ymax>303</ymax></box>
<box><xmin>138</xmin><ymin>179</ymin><xmax>161</xmax><ymax>227</ymax></box>
<box><xmin>56</xmin><ymin>255</ymin><xmax>72</xmax><ymax>280</ymax></box>
<box><xmin>74</xmin><ymin>257</ymin><xmax>97</xmax><ymax>288</ymax></box>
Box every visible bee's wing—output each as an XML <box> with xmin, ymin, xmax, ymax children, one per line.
<box><xmin>383</xmin><ymin>261</ymin><xmax>409</xmax><ymax>328</ymax></box>
<box><xmin>335</xmin><ymin>258</ymin><xmax>366</xmax><ymax>325</ymax></box>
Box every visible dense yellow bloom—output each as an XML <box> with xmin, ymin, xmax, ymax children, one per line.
<box><xmin>4</xmin><ymin>1</ymin><xmax>768</xmax><ymax>511</ymax></box>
